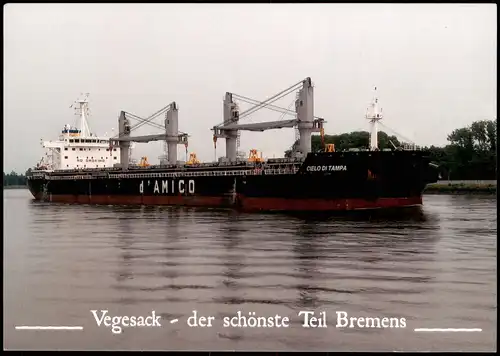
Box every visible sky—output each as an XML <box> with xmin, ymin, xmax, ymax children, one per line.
<box><xmin>3</xmin><ymin>3</ymin><xmax>497</xmax><ymax>173</ymax></box>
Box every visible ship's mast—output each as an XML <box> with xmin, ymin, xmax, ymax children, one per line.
<box><xmin>71</xmin><ymin>93</ymin><xmax>91</xmax><ymax>137</ymax></box>
<box><xmin>366</xmin><ymin>87</ymin><xmax>383</xmax><ymax>150</ymax></box>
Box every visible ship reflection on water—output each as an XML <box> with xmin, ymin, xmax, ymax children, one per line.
<box><xmin>281</xmin><ymin>204</ymin><xmax>430</xmax><ymax>222</ymax></box>
<box><xmin>292</xmin><ymin>223</ymin><xmax>322</xmax><ymax>309</ymax></box>
<box><xmin>103</xmin><ymin>202</ymin><xmax>443</xmax><ymax>312</ymax></box>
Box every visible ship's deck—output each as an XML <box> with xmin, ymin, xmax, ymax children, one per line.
<box><xmin>27</xmin><ymin>149</ymin><xmax>429</xmax><ymax>177</ymax></box>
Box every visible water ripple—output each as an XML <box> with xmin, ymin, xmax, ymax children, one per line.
<box><xmin>3</xmin><ymin>190</ymin><xmax>497</xmax><ymax>351</ymax></box>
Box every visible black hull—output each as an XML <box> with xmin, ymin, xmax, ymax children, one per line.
<box><xmin>26</xmin><ymin>151</ymin><xmax>439</xmax><ymax>212</ymax></box>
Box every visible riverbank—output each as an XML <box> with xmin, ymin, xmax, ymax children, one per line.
<box><xmin>3</xmin><ymin>185</ymin><xmax>27</xmax><ymax>189</ymax></box>
<box><xmin>424</xmin><ymin>182</ymin><xmax>496</xmax><ymax>195</ymax></box>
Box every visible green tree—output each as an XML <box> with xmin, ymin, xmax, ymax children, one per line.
<box><xmin>445</xmin><ymin>119</ymin><xmax>497</xmax><ymax>179</ymax></box>
<box><xmin>3</xmin><ymin>171</ymin><xmax>27</xmax><ymax>187</ymax></box>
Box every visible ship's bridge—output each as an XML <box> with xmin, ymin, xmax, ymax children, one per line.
<box><xmin>61</xmin><ymin>128</ymin><xmax>81</xmax><ymax>136</ymax></box>
<box><xmin>41</xmin><ymin>134</ymin><xmax>122</xmax><ymax>171</ymax></box>
<box><xmin>37</xmin><ymin>95</ymin><xmax>122</xmax><ymax>171</ymax></box>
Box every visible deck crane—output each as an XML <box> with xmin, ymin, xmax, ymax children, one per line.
<box><xmin>212</xmin><ymin>77</ymin><xmax>325</xmax><ymax>162</ymax></box>
<box><xmin>110</xmin><ymin>102</ymin><xmax>189</xmax><ymax>170</ymax></box>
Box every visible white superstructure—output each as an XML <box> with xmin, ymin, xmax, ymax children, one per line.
<box><xmin>36</xmin><ymin>94</ymin><xmax>123</xmax><ymax>171</ymax></box>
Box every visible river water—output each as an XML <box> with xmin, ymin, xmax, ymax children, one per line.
<box><xmin>3</xmin><ymin>189</ymin><xmax>497</xmax><ymax>351</ymax></box>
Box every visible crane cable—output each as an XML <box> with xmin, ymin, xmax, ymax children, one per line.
<box><xmin>232</xmin><ymin>93</ymin><xmax>296</xmax><ymax>115</ymax></box>
<box><xmin>109</xmin><ymin>111</ymin><xmax>189</xmax><ymax>147</ymax></box>
<box><xmin>128</xmin><ymin>103</ymin><xmax>171</xmax><ymax>132</ymax></box>
<box><xmin>125</xmin><ymin>112</ymin><xmax>165</xmax><ymax>130</ymax></box>
<box><xmin>233</xmin><ymin>96</ymin><xmax>296</xmax><ymax>118</ymax></box>
<box><xmin>214</xmin><ymin>86</ymin><xmax>297</xmax><ymax>128</ymax></box>
<box><xmin>214</xmin><ymin>79</ymin><xmax>304</xmax><ymax>128</ymax></box>
<box><xmin>212</xmin><ymin>84</ymin><xmax>294</xmax><ymax>127</ymax></box>
<box><xmin>238</xmin><ymin>83</ymin><xmax>301</xmax><ymax>120</ymax></box>
<box><xmin>278</xmin><ymin>99</ymin><xmax>296</xmax><ymax>121</ymax></box>
<box><xmin>378</xmin><ymin>121</ymin><xmax>415</xmax><ymax>145</ymax></box>
<box><xmin>233</xmin><ymin>93</ymin><xmax>325</xmax><ymax>123</ymax></box>
<box><xmin>125</xmin><ymin>112</ymin><xmax>190</xmax><ymax>136</ymax></box>
<box><xmin>109</xmin><ymin>103</ymin><xmax>172</xmax><ymax>140</ymax></box>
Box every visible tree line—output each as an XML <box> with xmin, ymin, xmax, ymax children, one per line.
<box><xmin>3</xmin><ymin>171</ymin><xmax>27</xmax><ymax>187</ymax></box>
<box><xmin>426</xmin><ymin>119</ymin><xmax>496</xmax><ymax>180</ymax></box>
<box><xmin>285</xmin><ymin>119</ymin><xmax>497</xmax><ymax>180</ymax></box>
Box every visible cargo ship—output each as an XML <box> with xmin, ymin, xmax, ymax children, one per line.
<box><xmin>26</xmin><ymin>78</ymin><xmax>439</xmax><ymax>212</ymax></box>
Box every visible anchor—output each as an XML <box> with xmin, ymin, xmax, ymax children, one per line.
<box><xmin>41</xmin><ymin>183</ymin><xmax>49</xmax><ymax>202</ymax></box>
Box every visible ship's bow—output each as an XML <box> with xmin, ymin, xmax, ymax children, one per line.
<box><xmin>25</xmin><ymin>169</ymin><xmax>43</xmax><ymax>200</ymax></box>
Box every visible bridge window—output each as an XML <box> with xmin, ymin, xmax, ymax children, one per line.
<box><xmin>114</xmin><ymin>157</ymin><xmax>117</xmax><ymax>160</ymax></box>
<box><xmin>69</xmin><ymin>139</ymin><xmax>74</xmax><ymax>143</ymax></box>
<box><xmin>80</xmin><ymin>148</ymin><xmax>83</xmax><ymax>151</ymax></box>
<box><xmin>64</xmin><ymin>156</ymin><xmax>68</xmax><ymax>159</ymax></box>
<box><xmin>72</xmin><ymin>148</ymin><xmax>75</xmax><ymax>151</ymax></box>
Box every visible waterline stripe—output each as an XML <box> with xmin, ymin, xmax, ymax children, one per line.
<box><xmin>414</xmin><ymin>328</ymin><xmax>482</xmax><ymax>332</ymax></box>
<box><xmin>15</xmin><ymin>326</ymin><xmax>83</xmax><ymax>330</ymax></box>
